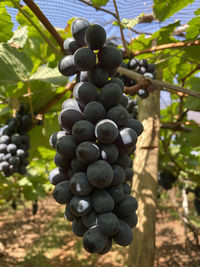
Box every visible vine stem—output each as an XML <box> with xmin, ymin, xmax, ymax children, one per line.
<box><xmin>78</xmin><ymin>0</ymin><xmax>117</xmax><ymax>18</ymax></box>
<box><xmin>117</xmin><ymin>67</ymin><xmax>200</xmax><ymax>98</ymax></box>
<box><xmin>112</xmin><ymin>0</ymin><xmax>128</xmax><ymax>55</ymax></box>
<box><xmin>10</xmin><ymin>0</ymin><xmax>61</xmax><ymax>55</ymax></box>
<box><xmin>27</xmin><ymin>82</ymin><xmax>35</xmax><ymax>123</ymax></box>
<box><xmin>132</xmin><ymin>39</ymin><xmax>200</xmax><ymax>56</ymax></box>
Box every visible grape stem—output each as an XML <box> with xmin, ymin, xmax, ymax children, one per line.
<box><xmin>117</xmin><ymin>66</ymin><xmax>200</xmax><ymax>98</ymax></box>
<box><xmin>131</xmin><ymin>39</ymin><xmax>200</xmax><ymax>57</ymax></box>
<box><xmin>78</xmin><ymin>0</ymin><xmax>117</xmax><ymax>19</ymax></box>
<box><xmin>112</xmin><ymin>0</ymin><xmax>129</xmax><ymax>55</ymax></box>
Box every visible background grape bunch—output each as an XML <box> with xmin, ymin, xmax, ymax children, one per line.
<box><xmin>49</xmin><ymin>17</ymin><xmax>144</xmax><ymax>254</ymax></box>
<box><xmin>116</xmin><ymin>56</ymin><xmax>157</xmax><ymax>99</ymax></box>
<box><xmin>0</xmin><ymin>105</ymin><xmax>32</xmax><ymax>177</ymax></box>
<box><xmin>158</xmin><ymin>169</ymin><xmax>177</xmax><ymax>190</ymax></box>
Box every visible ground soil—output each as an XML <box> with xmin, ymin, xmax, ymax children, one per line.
<box><xmin>0</xmin><ymin>197</ymin><xmax>199</xmax><ymax>267</ymax></box>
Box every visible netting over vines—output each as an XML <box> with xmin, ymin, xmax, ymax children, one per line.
<box><xmin>7</xmin><ymin>0</ymin><xmax>199</xmax><ymax>41</ymax></box>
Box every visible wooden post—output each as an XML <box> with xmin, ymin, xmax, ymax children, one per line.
<box><xmin>128</xmin><ymin>89</ymin><xmax>160</xmax><ymax>267</ymax></box>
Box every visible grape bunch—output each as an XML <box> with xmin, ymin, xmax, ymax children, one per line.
<box><xmin>0</xmin><ymin>105</ymin><xmax>32</xmax><ymax>177</ymax></box>
<box><xmin>49</xmin><ymin>17</ymin><xmax>144</xmax><ymax>254</ymax></box>
<box><xmin>185</xmin><ymin>187</ymin><xmax>200</xmax><ymax>216</ymax></box>
<box><xmin>116</xmin><ymin>57</ymin><xmax>157</xmax><ymax>99</ymax></box>
<box><xmin>158</xmin><ymin>170</ymin><xmax>177</xmax><ymax>190</ymax></box>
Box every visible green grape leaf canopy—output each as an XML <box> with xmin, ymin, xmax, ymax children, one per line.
<box><xmin>153</xmin><ymin>0</ymin><xmax>195</xmax><ymax>21</ymax></box>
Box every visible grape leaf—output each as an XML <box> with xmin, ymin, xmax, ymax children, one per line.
<box><xmin>91</xmin><ymin>0</ymin><xmax>109</xmax><ymax>7</ymax></box>
<box><xmin>0</xmin><ymin>43</ymin><xmax>33</xmax><ymax>84</ymax></box>
<box><xmin>186</xmin><ymin>16</ymin><xmax>200</xmax><ymax>39</ymax></box>
<box><xmin>150</xmin><ymin>21</ymin><xmax>180</xmax><ymax>45</ymax></box>
<box><xmin>8</xmin><ymin>26</ymin><xmax>28</xmax><ymax>49</ymax></box>
<box><xmin>185</xmin><ymin>77</ymin><xmax>200</xmax><ymax>111</ymax></box>
<box><xmin>0</xmin><ymin>5</ymin><xmax>13</xmax><ymax>42</ymax></box>
<box><xmin>30</xmin><ymin>66</ymin><xmax>68</xmax><ymax>85</ymax></box>
<box><xmin>153</xmin><ymin>0</ymin><xmax>195</xmax><ymax>21</ymax></box>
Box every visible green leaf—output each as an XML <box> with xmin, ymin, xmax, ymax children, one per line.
<box><xmin>0</xmin><ymin>0</ymin><xmax>20</xmax><ymax>8</ymax></box>
<box><xmin>185</xmin><ymin>77</ymin><xmax>200</xmax><ymax>111</ymax></box>
<box><xmin>153</xmin><ymin>0</ymin><xmax>195</xmax><ymax>21</ymax></box>
<box><xmin>195</xmin><ymin>8</ymin><xmax>200</xmax><ymax>16</ymax></box>
<box><xmin>0</xmin><ymin>43</ymin><xmax>33</xmax><ymax>84</ymax></box>
<box><xmin>0</xmin><ymin>5</ymin><xmax>13</xmax><ymax>42</ymax></box>
<box><xmin>186</xmin><ymin>16</ymin><xmax>200</xmax><ymax>39</ymax></box>
<box><xmin>16</xmin><ymin>5</ymin><xmax>43</xmax><ymax>39</ymax></box>
<box><xmin>30</xmin><ymin>66</ymin><xmax>68</xmax><ymax>84</ymax></box>
<box><xmin>91</xmin><ymin>0</ymin><xmax>109</xmax><ymax>7</ymax></box>
<box><xmin>121</xmin><ymin>14</ymin><xmax>144</xmax><ymax>29</ymax></box>
<box><xmin>150</xmin><ymin>21</ymin><xmax>180</xmax><ymax>45</ymax></box>
<box><xmin>38</xmin><ymin>146</ymin><xmax>55</xmax><ymax>160</ymax></box>
<box><xmin>129</xmin><ymin>34</ymin><xmax>152</xmax><ymax>52</ymax></box>
<box><xmin>8</xmin><ymin>26</ymin><xmax>28</xmax><ymax>49</ymax></box>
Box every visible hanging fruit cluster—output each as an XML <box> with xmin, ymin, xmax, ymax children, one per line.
<box><xmin>49</xmin><ymin>17</ymin><xmax>144</xmax><ymax>254</ymax></box>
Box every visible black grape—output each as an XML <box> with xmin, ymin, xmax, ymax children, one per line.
<box><xmin>114</xmin><ymin>195</ymin><xmax>138</xmax><ymax>217</ymax></box>
<box><xmin>92</xmin><ymin>189</ymin><xmax>115</xmax><ymax>213</ymax></box>
<box><xmin>87</xmin><ymin>160</ymin><xmax>113</xmax><ymax>189</ymax></box>
<box><xmin>113</xmin><ymin>219</ymin><xmax>133</xmax><ymax>246</ymax></box>
<box><xmin>107</xmin><ymin>105</ymin><xmax>129</xmax><ymax>127</ymax></box>
<box><xmin>58</xmin><ymin>55</ymin><xmax>78</xmax><ymax>77</ymax></box>
<box><xmin>120</xmin><ymin>212</ymin><xmax>138</xmax><ymax>228</ymax></box>
<box><xmin>63</xmin><ymin>37</ymin><xmax>79</xmax><ymax>54</ymax></box>
<box><xmin>98</xmin><ymin>45</ymin><xmax>122</xmax><ymax>69</ymax></box>
<box><xmin>98</xmin><ymin>212</ymin><xmax>120</xmax><ymax>235</ymax></box>
<box><xmin>58</xmin><ymin>108</ymin><xmax>84</xmax><ymax>132</ymax></box>
<box><xmin>99</xmin><ymin>143</ymin><xmax>119</xmax><ymax>164</ymax></box>
<box><xmin>71</xmin><ymin>17</ymin><xmax>90</xmax><ymax>46</ymax></box>
<box><xmin>62</xmin><ymin>99</ymin><xmax>82</xmax><ymax>112</ymax></box>
<box><xmin>99</xmin><ymin>82</ymin><xmax>122</xmax><ymax>110</ymax></box>
<box><xmin>88</xmin><ymin>65</ymin><xmax>109</xmax><ymax>88</ymax></box>
<box><xmin>65</xmin><ymin>204</ymin><xmax>77</xmax><ymax>222</ymax></box>
<box><xmin>69</xmin><ymin>172</ymin><xmax>93</xmax><ymax>196</ymax></box>
<box><xmin>85</xmin><ymin>24</ymin><xmax>106</xmax><ymax>50</ymax></box>
<box><xmin>55</xmin><ymin>135</ymin><xmax>78</xmax><ymax>158</ymax></box>
<box><xmin>110</xmin><ymin>164</ymin><xmax>126</xmax><ymax>186</ymax></box>
<box><xmin>137</xmin><ymin>89</ymin><xmax>149</xmax><ymax>99</ymax></box>
<box><xmin>72</xmin><ymin>217</ymin><xmax>88</xmax><ymax>237</ymax></box>
<box><xmin>107</xmin><ymin>184</ymin><xmax>124</xmax><ymax>204</ymax></box>
<box><xmin>95</xmin><ymin>119</ymin><xmax>118</xmax><ymax>144</ymax></box>
<box><xmin>53</xmin><ymin>153</ymin><xmax>71</xmax><ymax>171</ymax></box>
<box><xmin>70</xmin><ymin>195</ymin><xmax>92</xmax><ymax>216</ymax></box>
<box><xmin>84</xmin><ymin>101</ymin><xmax>106</xmax><ymax>124</ymax></box>
<box><xmin>73</xmin><ymin>82</ymin><xmax>98</xmax><ymax>107</ymax></box>
<box><xmin>74</xmin><ymin>47</ymin><xmax>96</xmax><ymax>71</ymax></box>
<box><xmin>48</xmin><ymin>168</ymin><xmax>69</xmax><ymax>185</ymax></box>
<box><xmin>71</xmin><ymin>158</ymin><xmax>87</xmax><ymax>173</ymax></box>
<box><xmin>82</xmin><ymin>225</ymin><xmax>108</xmax><ymax>253</ymax></box>
<box><xmin>53</xmin><ymin>180</ymin><xmax>73</xmax><ymax>204</ymax></box>
<box><xmin>72</xmin><ymin>120</ymin><xmax>95</xmax><ymax>142</ymax></box>
<box><xmin>115</xmin><ymin>128</ymin><xmax>138</xmax><ymax>152</ymax></box>
<box><xmin>82</xmin><ymin>210</ymin><xmax>98</xmax><ymax>228</ymax></box>
<box><xmin>76</xmin><ymin>141</ymin><xmax>100</xmax><ymax>164</ymax></box>
<box><xmin>126</xmin><ymin>119</ymin><xmax>144</xmax><ymax>136</ymax></box>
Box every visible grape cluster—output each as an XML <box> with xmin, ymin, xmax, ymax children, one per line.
<box><xmin>158</xmin><ymin>170</ymin><xmax>177</xmax><ymax>190</ymax></box>
<box><xmin>126</xmin><ymin>97</ymin><xmax>138</xmax><ymax>120</ymax></box>
<box><xmin>116</xmin><ymin>57</ymin><xmax>157</xmax><ymax>99</ymax></box>
<box><xmin>0</xmin><ymin>106</ymin><xmax>32</xmax><ymax>177</ymax></box>
<box><xmin>49</xmin><ymin>18</ymin><xmax>144</xmax><ymax>254</ymax></box>
<box><xmin>187</xmin><ymin>187</ymin><xmax>200</xmax><ymax>215</ymax></box>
